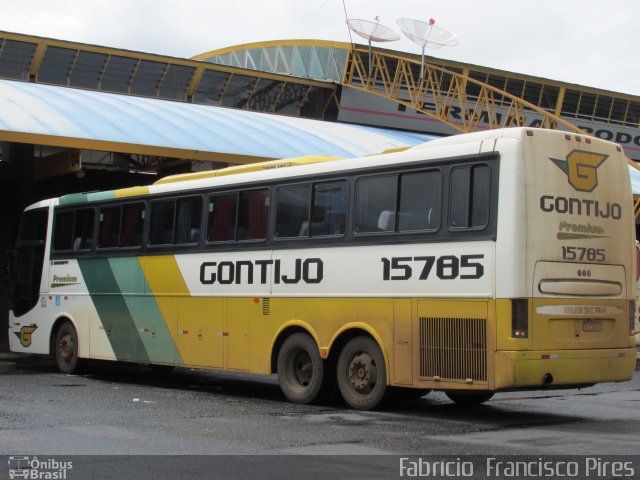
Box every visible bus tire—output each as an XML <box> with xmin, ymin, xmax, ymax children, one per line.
<box><xmin>54</xmin><ymin>322</ymin><xmax>84</xmax><ymax>374</ymax></box>
<box><xmin>277</xmin><ymin>333</ymin><xmax>324</xmax><ymax>404</ymax></box>
<box><xmin>337</xmin><ymin>336</ymin><xmax>387</xmax><ymax>410</ymax></box>
<box><xmin>445</xmin><ymin>391</ymin><xmax>494</xmax><ymax>406</ymax></box>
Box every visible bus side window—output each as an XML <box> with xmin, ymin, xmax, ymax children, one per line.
<box><xmin>398</xmin><ymin>170</ymin><xmax>442</xmax><ymax>232</ymax></box>
<box><xmin>275</xmin><ymin>182</ymin><xmax>345</xmax><ymax>239</ymax></box>
<box><xmin>207</xmin><ymin>189</ymin><xmax>269</xmax><ymax>243</ymax></box>
<box><xmin>175</xmin><ymin>196</ymin><xmax>202</xmax><ymax>244</ymax></box>
<box><xmin>98</xmin><ymin>203</ymin><xmax>145</xmax><ymax>249</ymax></box>
<box><xmin>121</xmin><ymin>203</ymin><xmax>145</xmax><ymax>247</ymax></box>
<box><xmin>449</xmin><ymin>164</ymin><xmax>491</xmax><ymax>230</ymax></box>
<box><xmin>275</xmin><ymin>185</ymin><xmax>311</xmax><ymax>238</ymax></box>
<box><xmin>238</xmin><ymin>189</ymin><xmax>269</xmax><ymax>240</ymax></box>
<box><xmin>53</xmin><ymin>211</ymin><xmax>74</xmax><ymax>251</ymax></box>
<box><xmin>18</xmin><ymin>209</ymin><xmax>48</xmax><ymax>243</ymax></box>
<box><xmin>354</xmin><ymin>175</ymin><xmax>396</xmax><ymax>233</ymax></box>
<box><xmin>208</xmin><ymin>193</ymin><xmax>237</xmax><ymax>242</ymax></box>
<box><xmin>149</xmin><ymin>200</ymin><xmax>175</xmax><ymax>245</ymax></box>
<box><xmin>355</xmin><ymin>170</ymin><xmax>442</xmax><ymax>235</ymax></box>
<box><xmin>98</xmin><ymin>206</ymin><xmax>121</xmax><ymax>248</ymax></box>
<box><xmin>54</xmin><ymin>208</ymin><xmax>94</xmax><ymax>252</ymax></box>
<box><xmin>73</xmin><ymin>209</ymin><xmax>95</xmax><ymax>250</ymax></box>
<box><xmin>310</xmin><ymin>181</ymin><xmax>348</xmax><ymax>236</ymax></box>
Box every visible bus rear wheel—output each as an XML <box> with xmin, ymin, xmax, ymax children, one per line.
<box><xmin>54</xmin><ymin>322</ymin><xmax>84</xmax><ymax>374</ymax></box>
<box><xmin>277</xmin><ymin>333</ymin><xmax>324</xmax><ymax>404</ymax></box>
<box><xmin>337</xmin><ymin>336</ymin><xmax>387</xmax><ymax>410</ymax></box>
<box><xmin>445</xmin><ymin>391</ymin><xmax>494</xmax><ymax>406</ymax></box>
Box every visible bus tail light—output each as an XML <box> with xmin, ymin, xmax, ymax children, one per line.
<box><xmin>512</xmin><ymin>299</ymin><xmax>529</xmax><ymax>338</ymax></box>
<box><xmin>630</xmin><ymin>300</ymin><xmax>636</xmax><ymax>336</ymax></box>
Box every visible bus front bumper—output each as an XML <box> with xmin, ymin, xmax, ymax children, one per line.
<box><xmin>494</xmin><ymin>348</ymin><xmax>637</xmax><ymax>390</ymax></box>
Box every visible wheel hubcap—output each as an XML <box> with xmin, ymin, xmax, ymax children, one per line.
<box><xmin>348</xmin><ymin>352</ymin><xmax>376</xmax><ymax>393</ymax></box>
<box><xmin>59</xmin><ymin>334</ymin><xmax>74</xmax><ymax>363</ymax></box>
<box><xmin>290</xmin><ymin>350</ymin><xmax>313</xmax><ymax>388</ymax></box>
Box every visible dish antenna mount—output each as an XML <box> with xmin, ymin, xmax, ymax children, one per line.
<box><xmin>346</xmin><ymin>17</ymin><xmax>400</xmax><ymax>77</ymax></box>
<box><xmin>396</xmin><ymin>18</ymin><xmax>460</xmax><ymax>78</ymax></box>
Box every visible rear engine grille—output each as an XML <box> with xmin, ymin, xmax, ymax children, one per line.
<box><xmin>419</xmin><ymin>317</ymin><xmax>487</xmax><ymax>382</ymax></box>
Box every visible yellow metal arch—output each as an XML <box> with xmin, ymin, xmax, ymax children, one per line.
<box><xmin>342</xmin><ymin>45</ymin><xmax>586</xmax><ymax>135</ymax></box>
<box><xmin>342</xmin><ymin>45</ymin><xmax>640</xmax><ymax>218</ymax></box>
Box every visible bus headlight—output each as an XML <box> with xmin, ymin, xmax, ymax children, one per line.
<box><xmin>512</xmin><ymin>299</ymin><xmax>529</xmax><ymax>338</ymax></box>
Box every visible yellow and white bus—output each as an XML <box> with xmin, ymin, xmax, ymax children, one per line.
<box><xmin>8</xmin><ymin>128</ymin><xmax>637</xmax><ymax>410</ymax></box>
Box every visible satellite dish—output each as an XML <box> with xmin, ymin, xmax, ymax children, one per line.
<box><xmin>347</xmin><ymin>18</ymin><xmax>400</xmax><ymax>77</ymax></box>
<box><xmin>346</xmin><ymin>18</ymin><xmax>401</xmax><ymax>43</ymax></box>
<box><xmin>397</xmin><ymin>18</ymin><xmax>460</xmax><ymax>78</ymax></box>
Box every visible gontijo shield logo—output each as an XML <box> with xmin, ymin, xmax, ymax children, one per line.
<box><xmin>550</xmin><ymin>150</ymin><xmax>608</xmax><ymax>192</ymax></box>
<box><xmin>14</xmin><ymin>325</ymin><xmax>37</xmax><ymax>347</ymax></box>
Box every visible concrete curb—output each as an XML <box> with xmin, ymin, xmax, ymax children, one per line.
<box><xmin>0</xmin><ymin>361</ymin><xmax>16</xmax><ymax>373</ymax></box>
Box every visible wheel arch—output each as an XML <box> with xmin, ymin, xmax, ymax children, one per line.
<box><xmin>49</xmin><ymin>314</ymin><xmax>78</xmax><ymax>356</ymax></box>
<box><xmin>270</xmin><ymin>320</ymin><xmax>321</xmax><ymax>374</ymax></box>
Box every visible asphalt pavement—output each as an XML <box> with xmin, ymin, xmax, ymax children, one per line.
<box><xmin>1</xmin><ymin>344</ymin><xmax>639</xmax><ymax>479</ymax></box>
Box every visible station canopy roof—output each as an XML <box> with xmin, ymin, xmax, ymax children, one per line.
<box><xmin>0</xmin><ymin>78</ymin><xmax>433</xmax><ymax>164</ymax></box>
<box><xmin>2</xmin><ymin>77</ymin><xmax>639</xmax><ymax>194</ymax></box>
<box><xmin>629</xmin><ymin>166</ymin><xmax>640</xmax><ymax>195</ymax></box>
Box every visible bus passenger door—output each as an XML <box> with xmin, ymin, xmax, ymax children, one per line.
<box><xmin>10</xmin><ymin>246</ymin><xmax>45</xmax><ymax>317</ymax></box>
<box><xmin>9</xmin><ymin>208</ymin><xmax>49</xmax><ymax>318</ymax></box>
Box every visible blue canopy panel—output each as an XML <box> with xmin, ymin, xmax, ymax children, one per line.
<box><xmin>629</xmin><ymin>165</ymin><xmax>640</xmax><ymax>195</ymax></box>
<box><xmin>0</xmin><ymin>79</ymin><xmax>435</xmax><ymax>161</ymax></box>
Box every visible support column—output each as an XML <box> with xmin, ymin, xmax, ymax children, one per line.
<box><xmin>0</xmin><ymin>142</ymin><xmax>35</xmax><ymax>352</ymax></box>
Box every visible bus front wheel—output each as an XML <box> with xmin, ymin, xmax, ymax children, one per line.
<box><xmin>337</xmin><ymin>336</ymin><xmax>387</xmax><ymax>410</ymax></box>
<box><xmin>277</xmin><ymin>333</ymin><xmax>324</xmax><ymax>404</ymax></box>
<box><xmin>54</xmin><ymin>322</ymin><xmax>84</xmax><ymax>374</ymax></box>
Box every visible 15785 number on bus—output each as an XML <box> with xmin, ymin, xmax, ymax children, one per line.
<box><xmin>561</xmin><ymin>246</ymin><xmax>606</xmax><ymax>262</ymax></box>
<box><xmin>380</xmin><ymin>255</ymin><xmax>485</xmax><ymax>281</ymax></box>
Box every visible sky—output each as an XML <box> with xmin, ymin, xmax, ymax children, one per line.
<box><xmin>1</xmin><ymin>0</ymin><xmax>638</xmax><ymax>95</ymax></box>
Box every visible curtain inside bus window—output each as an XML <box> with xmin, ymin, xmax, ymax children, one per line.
<box><xmin>121</xmin><ymin>203</ymin><xmax>145</xmax><ymax>247</ymax></box>
<box><xmin>243</xmin><ymin>189</ymin><xmax>269</xmax><ymax>240</ymax></box>
<box><xmin>208</xmin><ymin>193</ymin><xmax>237</xmax><ymax>241</ymax></box>
<box><xmin>175</xmin><ymin>196</ymin><xmax>202</xmax><ymax>244</ymax></box>
<box><xmin>98</xmin><ymin>207</ymin><xmax>121</xmax><ymax>248</ymax></box>
<box><xmin>149</xmin><ymin>200</ymin><xmax>175</xmax><ymax>245</ymax></box>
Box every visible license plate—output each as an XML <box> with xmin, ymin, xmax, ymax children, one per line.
<box><xmin>582</xmin><ymin>319</ymin><xmax>602</xmax><ymax>332</ymax></box>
